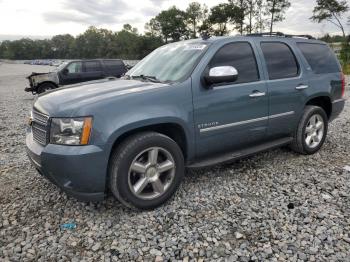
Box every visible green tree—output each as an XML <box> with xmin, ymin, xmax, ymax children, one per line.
<box><xmin>340</xmin><ymin>38</ymin><xmax>350</xmax><ymax>64</ymax></box>
<box><xmin>208</xmin><ymin>3</ymin><xmax>240</xmax><ymax>36</ymax></box>
<box><xmin>154</xmin><ymin>6</ymin><xmax>188</xmax><ymax>43</ymax></box>
<box><xmin>51</xmin><ymin>34</ymin><xmax>75</xmax><ymax>59</ymax></box>
<box><xmin>246</xmin><ymin>0</ymin><xmax>255</xmax><ymax>34</ymax></box>
<box><xmin>114</xmin><ymin>28</ymin><xmax>141</xmax><ymax>59</ymax></box>
<box><xmin>74</xmin><ymin>26</ymin><xmax>114</xmax><ymax>58</ymax></box>
<box><xmin>145</xmin><ymin>18</ymin><xmax>162</xmax><ymax>37</ymax></box>
<box><xmin>265</xmin><ymin>0</ymin><xmax>291</xmax><ymax>34</ymax></box>
<box><xmin>319</xmin><ymin>34</ymin><xmax>345</xmax><ymax>42</ymax></box>
<box><xmin>138</xmin><ymin>35</ymin><xmax>164</xmax><ymax>58</ymax></box>
<box><xmin>230</xmin><ymin>0</ymin><xmax>247</xmax><ymax>35</ymax></box>
<box><xmin>123</xmin><ymin>23</ymin><xmax>138</xmax><ymax>34</ymax></box>
<box><xmin>185</xmin><ymin>2</ymin><xmax>207</xmax><ymax>38</ymax></box>
<box><xmin>255</xmin><ymin>0</ymin><xmax>268</xmax><ymax>33</ymax></box>
<box><xmin>311</xmin><ymin>0</ymin><xmax>349</xmax><ymax>38</ymax></box>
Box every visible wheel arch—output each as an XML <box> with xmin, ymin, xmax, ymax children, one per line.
<box><xmin>107</xmin><ymin>121</ymin><xmax>191</xmax><ymax>163</ymax></box>
<box><xmin>37</xmin><ymin>81</ymin><xmax>58</xmax><ymax>89</ymax></box>
<box><xmin>305</xmin><ymin>95</ymin><xmax>332</xmax><ymax>119</ymax></box>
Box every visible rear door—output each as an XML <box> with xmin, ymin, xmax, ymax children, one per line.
<box><xmin>257</xmin><ymin>40</ymin><xmax>309</xmax><ymax>138</ymax></box>
<box><xmin>103</xmin><ymin>60</ymin><xmax>127</xmax><ymax>77</ymax></box>
<box><xmin>296</xmin><ymin>42</ymin><xmax>343</xmax><ymax>101</ymax></box>
<box><xmin>82</xmin><ymin>60</ymin><xmax>104</xmax><ymax>82</ymax></box>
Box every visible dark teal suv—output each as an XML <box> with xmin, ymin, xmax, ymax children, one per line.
<box><xmin>26</xmin><ymin>33</ymin><xmax>346</xmax><ymax>209</ymax></box>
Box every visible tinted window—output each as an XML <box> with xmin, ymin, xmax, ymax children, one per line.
<box><xmin>84</xmin><ymin>61</ymin><xmax>102</xmax><ymax>72</ymax></box>
<box><xmin>103</xmin><ymin>60</ymin><xmax>125</xmax><ymax>74</ymax></box>
<box><xmin>297</xmin><ymin>43</ymin><xmax>340</xmax><ymax>74</ymax></box>
<box><xmin>210</xmin><ymin>42</ymin><xmax>259</xmax><ymax>84</ymax></box>
<box><xmin>66</xmin><ymin>62</ymin><xmax>82</xmax><ymax>73</ymax></box>
<box><xmin>104</xmin><ymin>60</ymin><xmax>124</xmax><ymax>67</ymax></box>
<box><xmin>261</xmin><ymin>42</ymin><xmax>298</xmax><ymax>80</ymax></box>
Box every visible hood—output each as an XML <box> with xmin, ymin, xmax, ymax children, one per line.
<box><xmin>34</xmin><ymin>79</ymin><xmax>169</xmax><ymax>116</ymax></box>
<box><xmin>28</xmin><ymin>71</ymin><xmax>58</xmax><ymax>86</ymax></box>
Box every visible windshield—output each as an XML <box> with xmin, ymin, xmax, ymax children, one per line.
<box><xmin>53</xmin><ymin>61</ymin><xmax>69</xmax><ymax>72</ymax></box>
<box><xmin>127</xmin><ymin>41</ymin><xmax>209</xmax><ymax>83</ymax></box>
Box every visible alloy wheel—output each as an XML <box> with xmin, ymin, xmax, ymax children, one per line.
<box><xmin>128</xmin><ymin>147</ymin><xmax>176</xmax><ymax>200</ymax></box>
<box><xmin>305</xmin><ymin>114</ymin><xmax>324</xmax><ymax>149</ymax></box>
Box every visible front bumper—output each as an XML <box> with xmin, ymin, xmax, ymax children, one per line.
<box><xmin>329</xmin><ymin>98</ymin><xmax>346</xmax><ymax>122</ymax></box>
<box><xmin>24</xmin><ymin>86</ymin><xmax>35</xmax><ymax>93</ymax></box>
<box><xmin>26</xmin><ymin>131</ymin><xmax>108</xmax><ymax>201</ymax></box>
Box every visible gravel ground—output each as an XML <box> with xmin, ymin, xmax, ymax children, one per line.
<box><xmin>0</xmin><ymin>63</ymin><xmax>350</xmax><ymax>261</ymax></box>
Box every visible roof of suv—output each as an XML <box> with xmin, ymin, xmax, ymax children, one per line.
<box><xmin>186</xmin><ymin>34</ymin><xmax>325</xmax><ymax>45</ymax></box>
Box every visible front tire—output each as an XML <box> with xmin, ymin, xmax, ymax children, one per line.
<box><xmin>290</xmin><ymin>106</ymin><xmax>328</xmax><ymax>155</ymax></box>
<box><xmin>37</xmin><ymin>82</ymin><xmax>56</xmax><ymax>94</ymax></box>
<box><xmin>109</xmin><ymin>132</ymin><xmax>185</xmax><ymax>210</ymax></box>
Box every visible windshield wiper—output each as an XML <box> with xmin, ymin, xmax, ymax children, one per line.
<box><xmin>130</xmin><ymin>75</ymin><xmax>162</xmax><ymax>83</ymax></box>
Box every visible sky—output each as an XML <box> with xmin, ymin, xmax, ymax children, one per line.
<box><xmin>0</xmin><ymin>0</ymin><xmax>349</xmax><ymax>40</ymax></box>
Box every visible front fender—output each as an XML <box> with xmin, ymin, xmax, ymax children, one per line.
<box><xmin>104</xmin><ymin>116</ymin><xmax>195</xmax><ymax>161</ymax></box>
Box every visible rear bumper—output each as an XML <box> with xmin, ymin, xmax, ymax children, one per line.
<box><xmin>330</xmin><ymin>98</ymin><xmax>346</xmax><ymax>122</ymax></box>
<box><xmin>26</xmin><ymin>131</ymin><xmax>108</xmax><ymax>201</ymax></box>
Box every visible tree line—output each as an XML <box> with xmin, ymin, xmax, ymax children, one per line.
<box><xmin>0</xmin><ymin>0</ymin><xmax>349</xmax><ymax>60</ymax></box>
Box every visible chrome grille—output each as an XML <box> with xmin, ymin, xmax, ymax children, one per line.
<box><xmin>32</xmin><ymin>109</ymin><xmax>49</xmax><ymax>145</ymax></box>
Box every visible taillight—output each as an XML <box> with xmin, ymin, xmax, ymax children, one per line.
<box><xmin>341</xmin><ymin>72</ymin><xmax>346</xmax><ymax>98</ymax></box>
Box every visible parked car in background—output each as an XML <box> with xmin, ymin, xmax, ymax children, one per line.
<box><xmin>26</xmin><ymin>33</ymin><xmax>346</xmax><ymax>209</ymax></box>
<box><xmin>25</xmin><ymin>59</ymin><xmax>128</xmax><ymax>94</ymax></box>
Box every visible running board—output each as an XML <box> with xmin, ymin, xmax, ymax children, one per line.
<box><xmin>187</xmin><ymin>137</ymin><xmax>293</xmax><ymax>169</ymax></box>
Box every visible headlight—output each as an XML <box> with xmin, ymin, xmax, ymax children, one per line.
<box><xmin>50</xmin><ymin>117</ymin><xmax>92</xmax><ymax>145</ymax></box>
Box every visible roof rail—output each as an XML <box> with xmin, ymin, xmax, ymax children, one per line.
<box><xmin>247</xmin><ymin>32</ymin><xmax>315</xmax><ymax>40</ymax></box>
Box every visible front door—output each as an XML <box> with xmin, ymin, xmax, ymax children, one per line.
<box><xmin>60</xmin><ymin>61</ymin><xmax>83</xmax><ymax>85</ymax></box>
<box><xmin>192</xmin><ymin>41</ymin><xmax>269</xmax><ymax>158</ymax></box>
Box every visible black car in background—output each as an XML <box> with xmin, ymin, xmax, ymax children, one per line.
<box><xmin>25</xmin><ymin>59</ymin><xmax>128</xmax><ymax>94</ymax></box>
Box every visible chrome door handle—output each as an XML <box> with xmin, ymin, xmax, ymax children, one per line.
<box><xmin>296</xmin><ymin>85</ymin><xmax>308</xmax><ymax>90</ymax></box>
<box><xmin>249</xmin><ymin>91</ymin><xmax>266</xmax><ymax>98</ymax></box>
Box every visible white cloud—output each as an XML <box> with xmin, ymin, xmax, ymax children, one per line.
<box><xmin>0</xmin><ymin>0</ymin><xmax>348</xmax><ymax>39</ymax></box>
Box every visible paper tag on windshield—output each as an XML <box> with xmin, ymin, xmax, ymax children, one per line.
<box><xmin>184</xmin><ymin>44</ymin><xmax>206</xmax><ymax>50</ymax></box>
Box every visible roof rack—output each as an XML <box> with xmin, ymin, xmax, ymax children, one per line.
<box><xmin>247</xmin><ymin>32</ymin><xmax>315</xmax><ymax>40</ymax></box>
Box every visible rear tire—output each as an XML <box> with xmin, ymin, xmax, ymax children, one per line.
<box><xmin>290</xmin><ymin>106</ymin><xmax>328</xmax><ymax>155</ymax></box>
<box><xmin>109</xmin><ymin>132</ymin><xmax>185</xmax><ymax>210</ymax></box>
<box><xmin>37</xmin><ymin>82</ymin><xmax>56</xmax><ymax>94</ymax></box>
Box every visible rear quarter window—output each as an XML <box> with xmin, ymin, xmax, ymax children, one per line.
<box><xmin>103</xmin><ymin>60</ymin><xmax>125</xmax><ymax>73</ymax></box>
<box><xmin>297</xmin><ymin>43</ymin><xmax>341</xmax><ymax>74</ymax></box>
<box><xmin>104</xmin><ymin>60</ymin><xmax>124</xmax><ymax>67</ymax></box>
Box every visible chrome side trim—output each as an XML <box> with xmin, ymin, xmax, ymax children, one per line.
<box><xmin>332</xmin><ymin>98</ymin><xmax>346</xmax><ymax>104</ymax></box>
<box><xmin>200</xmin><ymin>116</ymin><xmax>268</xmax><ymax>133</ymax></box>
<box><xmin>269</xmin><ymin>111</ymin><xmax>295</xmax><ymax>119</ymax></box>
<box><xmin>199</xmin><ymin>111</ymin><xmax>295</xmax><ymax>133</ymax></box>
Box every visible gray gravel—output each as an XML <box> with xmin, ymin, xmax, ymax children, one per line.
<box><xmin>1</xmin><ymin>63</ymin><xmax>350</xmax><ymax>261</ymax></box>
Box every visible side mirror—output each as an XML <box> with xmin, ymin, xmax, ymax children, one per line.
<box><xmin>62</xmin><ymin>68</ymin><xmax>69</xmax><ymax>75</ymax></box>
<box><xmin>204</xmin><ymin>66</ymin><xmax>238</xmax><ymax>85</ymax></box>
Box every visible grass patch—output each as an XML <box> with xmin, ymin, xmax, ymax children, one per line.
<box><xmin>343</xmin><ymin>64</ymin><xmax>350</xmax><ymax>75</ymax></box>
